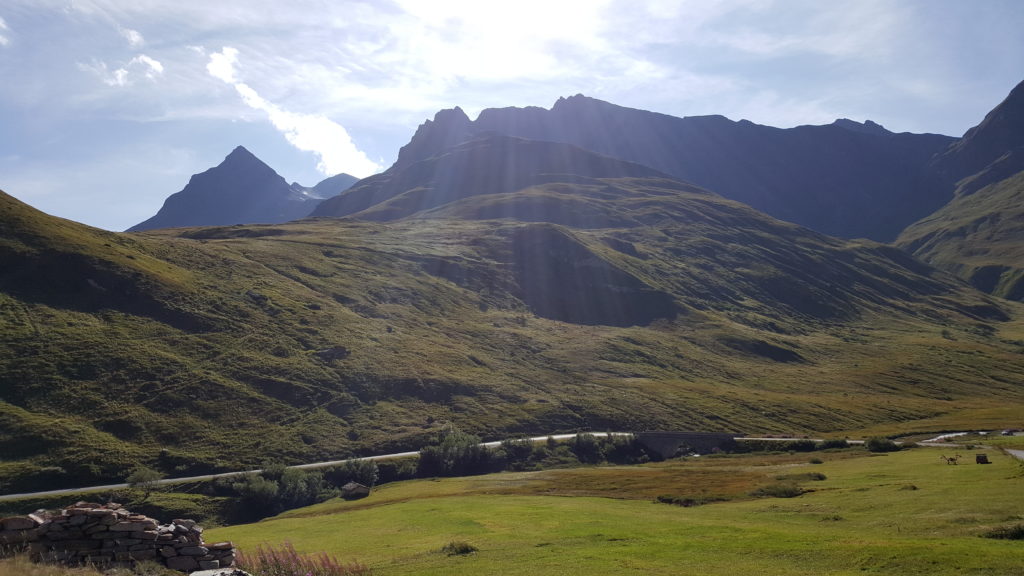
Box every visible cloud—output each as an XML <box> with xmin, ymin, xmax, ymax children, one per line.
<box><xmin>0</xmin><ymin>15</ymin><xmax>9</xmax><ymax>46</ymax></box>
<box><xmin>133</xmin><ymin>55</ymin><xmax>163</xmax><ymax>78</ymax></box>
<box><xmin>119</xmin><ymin>26</ymin><xmax>144</xmax><ymax>47</ymax></box>
<box><xmin>206</xmin><ymin>47</ymin><xmax>381</xmax><ymax>178</ymax></box>
<box><xmin>79</xmin><ymin>54</ymin><xmax>164</xmax><ymax>87</ymax></box>
<box><xmin>206</xmin><ymin>46</ymin><xmax>238</xmax><ymax>83</ymax></box>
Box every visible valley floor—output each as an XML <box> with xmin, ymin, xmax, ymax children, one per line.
<box><xmin>207</xmin><ymin>447</ymin><xmax>1024</xmax><ymax>575</ymax></box>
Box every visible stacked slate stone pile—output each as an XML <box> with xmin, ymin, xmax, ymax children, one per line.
<box><xmin>0</xmin><ymin>502</ymin><xmax>235</xmax><ymax>572</ymax></box>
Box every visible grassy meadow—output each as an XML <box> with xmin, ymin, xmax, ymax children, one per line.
<box><xmin>208</xmin><ymin>447</ymin><xmax>1024</xmax><ymax>575</ymax></box>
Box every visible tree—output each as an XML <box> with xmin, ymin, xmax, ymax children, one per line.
<box><xmin>231</xmin><ymin>473</ymin><xmax>280</xmax><ymax>516</ymax></box>
<box><xmin>418</xmin><ymin>424</ymin><xmax>492</xmax><ymax>477</ymax></box>
<box><xmin>570</xmin><ymin>433</ymin><xmax>604</xmax><ymax>463</ymax></box>
<box><xmin>865</xmin><ymin>436</ymin><xmax>900</xmax><ymax>453</ymax></box>
<box><xmin>126</xmin><ymin>466</ymin><xmax>164</xmax><ymax>501</ymax></box>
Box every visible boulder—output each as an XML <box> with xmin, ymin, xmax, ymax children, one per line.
<box><xmin>2</xmin><ymin>516</ymin><xmax>38</xmax><ymax>530</ymax></box>
<box><xmin>166</xmin><ymin>555</ymin><xmax>199</xmax><ymax>571</ymax></box>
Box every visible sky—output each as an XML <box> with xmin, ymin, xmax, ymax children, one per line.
<box><xmin>1</xmin><ymin>1</ymin><xmax>1022</xmax><ymax>231</ymax></box>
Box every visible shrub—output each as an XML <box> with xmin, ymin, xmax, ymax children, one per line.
<box><xmin>277</xmin><ymin>468</ymin><xmax>335</xmax><ymax>510</ymax></box>
<box><xmin>126</xmin><ymin>466</ymin><xmax>164</xmax><ymax>501</ymax></box>
<box><xmin>655</xmin><ymin>495</ymin><xmax>724</xmax><ymax>507</ymax></box>
<box><xmin>376</xmin><ymin>458</ymin><xmax>417</xmax><ymax>484</ymax></box>
<box><xmin>784</xmin><ymin>440</ymin><xmax>818</xmax><ymax>453</ymax></box>
<box><xmin>440</xmin><ymin>541</ymin><xmax>478</xmax><ymax>556</ymax></box>
<box><xmin>260</xmin><ymin>462</ymin><xmax>289</xmax><ymax>482</ymax></box>
<box><xmin>418</xmin><ymin>425</ymin><xmax>493</xmax><ymax>477</ymax></box>
<box><xmin>569</xmin><ymin>433</ymin><xmax>604</xmax><ymax>464</ymax></box>
<box><xmin>818</xmin><ymin>439</ymin><xmax>849</xmax><ymax>450</ymax></box>
<box><xmin>325</xmin><ymin>459</ymin><xmax>379</xmax><ymax>489</ymax></box>
<box><xmin>501</xmin><ymin>438</ymin><xmax>535</xmax><ymax>464</ymax></box>
<box><xmin>236</xmin><ymin>541</ymin><xmax>371</xmax><ymax>576</ymax></box>
<box><xmin>232</xmin><ymin>473</ymin><xmax>280</xmax><ymax>515</ymax></box>
<box><xmin>602</xmin><ymin>434</ymin><xmax>651</xmax><ymax>464</ymax></box>
<box><xmin>751</xmin><ymin>483</ymin><xmax>804</xmax><ymax>498</ymax></box>
<box><xmin>776</xmin><ymin>472</ymin><xmax>826</xmax><ymax>482</ymax></box>
<box><xmin>983</xmin><ymin>524</ymin><xmax>1024</xmax><ymax>540</ymax></box>
<box><xmin>865</xmin><ymin>437</ymin><xmax>900</xmax><ymax>453</ymax></box>
<box><xmin>808</xmin><ymin>457</ymin><xmax>824</xmax><ymax>464</ymax></box>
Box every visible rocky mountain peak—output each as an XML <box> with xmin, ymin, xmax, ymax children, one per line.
<box><xmin>127</xmin><ymin>146</ymin><xmax>318</xmax><ymax>231</ymax></box>
<box><xmin>935</xmin><ymin>79</ymin><xmax>1024</xmax><ymax>191</ymax></box>
<box><xmin>394</xmin><ymin>106</ymin><xmax>475</xmax><ymax>168</ymax></box>
<box><xmin>831</xmin><ymin>118</ymin><xmax>890</xmax><ymax>136</ymax></box>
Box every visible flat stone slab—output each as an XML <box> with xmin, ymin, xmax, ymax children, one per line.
<box><xmin>191</xmin><ymin>570</ymin><xmax>252</xmax><ymax>576</ymax></box>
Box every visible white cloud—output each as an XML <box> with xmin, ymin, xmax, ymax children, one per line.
<box><xmin>0</xmin><ymin>15</ymin><xmax>10</xmax><ymax>46</ymax></box>
<box><xmin>119</xmin><ymin>26</ymin><xmax>144</xmax><ymax>47</ymax></box>
<box><xmin>133</xmin><ymin>54</ymin><xmax>163</xmax><ymax>79</ymax></box>
<box><xmin>79</xmin><ymin>54</ymin><xmax>164</xmax><ymax>87</ymax></box>
<box><xmin>206</xmin><ymin>46</ymin><xmax>238</xmax><ymax>83</ymax></box>
<box><xmin>207</xmin><ymin>47</ymin><xmax>381</xmax><ymax>178</ymax></box>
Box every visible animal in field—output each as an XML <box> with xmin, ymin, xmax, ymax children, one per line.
<box><xmin>940</xmin><ymin>454</ymin><xmax>962</xmax><ymax>465</ymax></box>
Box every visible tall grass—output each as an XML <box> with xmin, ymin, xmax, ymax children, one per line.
<box><xmin>236</xmin><ymin>541</ymin><xmax>371</xmax><ymax>576</ymax></box>
<box><xmin>0</xmin><ymin>556</ymin><xmax>99</xmax><ymax>576</ymax></box>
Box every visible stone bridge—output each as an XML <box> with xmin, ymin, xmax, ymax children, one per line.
<box><xmin>636</xmin><ymin>431</ymin><xmax>739</xmax><ymax>458</ymax></box>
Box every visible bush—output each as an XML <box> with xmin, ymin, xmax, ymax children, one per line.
<box><xmin>983</xmin><ymin>524</ymin><xmax>1024</xmax><ymax>540</ymax></box>
<box><xmin>865</xmin><ymin>437</ymin><xmax>900</xmax><ymax>453</ymax></box>
<box><xmin>602</xmin><ymin>434</ymin><xmax>651</xmax><ymax>464</ymax></box>
<box><xmin>784</xmin><ymin>440</ymin><xmax>818</xmax><ymax>453</ymax></box>
<box><xmin>278</xmin><ymin>468</ymin><xmax>335</xmax><ymax>510</ymax></box>
<box><xmin>232</xmin><ymin>473</ymin><xmax>280</xmax><ymax>516</ymax></box>
<box><xmin>501</xmin><ymin>438</ymin><xmax>535</xmax><ymax>464</ymax></box>
<box><xmin>325</xmin><ymin>459</ymin><xmax>379</xmax><ymax>489</ymax></box>
<box><xmin>376</xmin><ymin>458</ymin><xmax>417</xmax><ymax>484</ymax></box>
<box><xmin>260</xmin><ymin>461</ymin><xmax>289</xmax><ymax>482</ymax></box>
<box><xmin>236</xmin><ymin>541</ymin><xmax>371</xmax><ymax>575</ymax></box>
<box><xmin>655</xmin><ymin>495</ymin><xmax>723</xmax><ymax>507</ymax></box>
<box><xmin>751</xmin><ymin>483</ymin><xmax>804</xmax><ymax>498</ymax></box>
<box><xmin>569</xmin><ymin>433</ymin><xmax>604</xmax><ymax>464</ymax></box>
<box><xmin>818</xmin><ymin>439</ymin><xmax>849</xmax><ymax>450</ymax></box>
<box><xmin>776</xmin><ymin>472</ymin><xmax>826</xmax><ymax>482</ymax></box>
<box><xmin>126</xmin><ymin>466</ymin><xmax>164</xmax><ymax>501</ymax></box>
<box><xmin>440</xmin><ymin>541</ymin><xmax>478</xmax><ymax>556</ymax></box>
<box><xmin>418</xmin><ymin>425</ymin><xmax>493</xmax><ymax>477</ymax></box>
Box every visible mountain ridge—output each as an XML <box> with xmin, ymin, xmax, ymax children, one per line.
<box><xmin>381</xmin><ymin>95</ymin><xmax>955</xmax><ymax>241</ymax></box>
<box><xmin>311</xmin><ymin>134</ymin><xmax>671</xmax><ymax>221</ymax></box>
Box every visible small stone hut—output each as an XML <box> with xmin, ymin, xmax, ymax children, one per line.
<box><xmin>341</xmin><ymin>482</ymin><xmax>371</xmax><ymax>500</ymax></box>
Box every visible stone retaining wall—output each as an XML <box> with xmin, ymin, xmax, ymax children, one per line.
<box><xmin>0</xmin><ymin>501</ymin><xmax>235</xmax><ymax>573</ymax></box>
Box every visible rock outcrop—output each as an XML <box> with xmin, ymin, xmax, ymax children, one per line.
<box><xmin>0</xmin><ymin>502</ymin><xmax>235</xmax><ymax>573</ymax></box>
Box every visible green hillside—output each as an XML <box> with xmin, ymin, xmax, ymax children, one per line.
<box><xmin>897</xmin><ymin>171</ymin><xmax>1024</xmax><ymax>300</ymax></box>
<box><xmin>895</xmin><ymin>79</ymin><xmax>1024</xmax><ymax>300</ymax></box>
<box><xmin>2</xmin><ymin>178</ymin><xmax>1024</xmax><ymax>494</ymax></box>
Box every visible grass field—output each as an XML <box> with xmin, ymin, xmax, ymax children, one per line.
<box><xmin>207</xmin><ymin>447</ymin><xmax>1024</xmax><ymax>575</ymax></box>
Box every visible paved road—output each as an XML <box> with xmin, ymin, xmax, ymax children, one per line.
<box><xmin>0</xmin><ymin>432</ymin><xmax>629</xmax><ymax>502</ymax></box>
<box><xmin>1006</xmin><ymin>449</ymin><xmax>1024</xmax><ymax>461</ymax></box>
